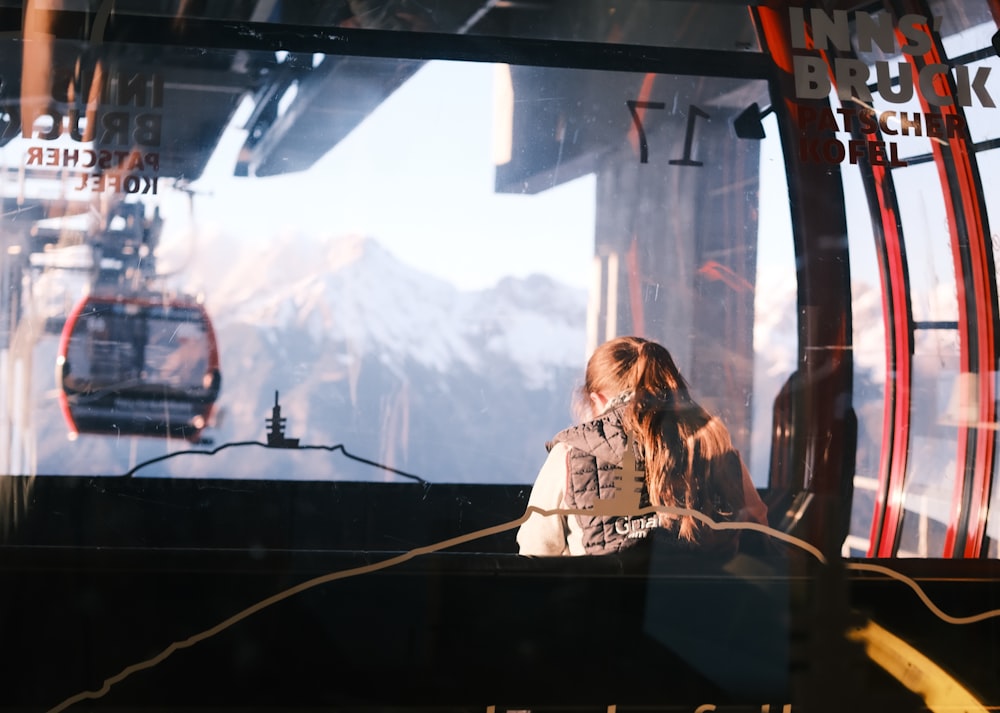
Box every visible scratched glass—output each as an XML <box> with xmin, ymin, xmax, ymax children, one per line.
<box><xmin>0</xmin><ymin>41</ymin><xmax>781</xmax><ymax>487</ymax></box>
<box><xmin>3</xmin><ymin>3</ymin><xmax>1000</xmax><ymax>713</ymax></box>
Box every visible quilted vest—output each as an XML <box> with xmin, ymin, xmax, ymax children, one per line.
<box><xmin>550</xmin><ymin>408</ymin><xmax>669</xmax><ymax>554</ymax></box>
<box><xmin>550</xmin><ymin>408</ymin><xmax>742</xmax><ymax>555</ymax></box>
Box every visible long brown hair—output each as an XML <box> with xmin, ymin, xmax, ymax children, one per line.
<box><xmin>582</xmin><ymin>336</ymin><xmax>743</xmax><ymax>542</ymax></box>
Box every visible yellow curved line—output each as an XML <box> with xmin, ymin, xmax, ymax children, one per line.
<box><xmin>848</xmin><ymin>619</ymin><xmax>989</xmax><ymax>712</ymax></box>
<box><xmin>46</xmin><ymin>505</ymin><xmax>1000</xmax><ymax>713</ymax></box>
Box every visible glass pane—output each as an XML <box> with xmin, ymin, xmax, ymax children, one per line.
<box><xmin>935</xmin><ymin>0</ymin><xmax>998</xmax><ymax>57</ymax></box>
<box><xmin>891</xmin><ymin>157</ymin><xmax>961</xmax><ymax>558</ymax></box>
<box><xmin>8</xmin><ymin>6</ymin><xmax>1000</xmax><ymax>713</ymax></box>
<box><xmin>893</xmin><ymin>162</ymin><xmax>959</xmax><ymax>323</ymax></box>
<box><xmin>985</xmin><ymin>148</ymin><xmax>1000</xmax><ymax>304</ymax></box>
<box><xmin>751</xmin><ymin>112</ymin><xmax>796</xmax><ymax>488</ymax></box>
<box><xmin>896</xmin><ymin>334</ymin><xmax>962</xmax><ymax>557</ymax></box>
<box><xmin>963</xmin><ymin>55</ymin><xmax>1000</xmax><ymax>144</ymax></box>
<box><xmin>1</xmin><ymin>40</ymin><xmax>775</xmax><ymax>483</ymax></box>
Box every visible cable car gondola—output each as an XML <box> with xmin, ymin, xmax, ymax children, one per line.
<box><xmin>55</xmin><ymin>293</ymin><xmax>221</xmax><ymax>443</ymax></box>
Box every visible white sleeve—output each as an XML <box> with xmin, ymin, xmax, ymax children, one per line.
<box><xmin>516</xmin><ymin>442</ymin><xmax>573</xmax><ymax>556</ymax></box>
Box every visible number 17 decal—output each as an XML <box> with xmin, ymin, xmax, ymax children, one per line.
<box><xmin>626</xmin><ymin>101</ymin><xmax>711</xmax><ymax>166</ymax></box>
<box><xmin>626</xmin><ymin>99</ymin><xmax>666</xmax><ymax>163</ymax></box>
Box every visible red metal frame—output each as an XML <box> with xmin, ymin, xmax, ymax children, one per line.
<box><xmin>775</xmin><ymin>3</ymin><xmax>998</xmax><ymax>558</ymax></box>
<box><xmin>893</xmin><ymin>4</ymin><xmax>998</xmax><ymax>557</ymax></box>
<box><xmin>754</xmin><ymin>5</ymin><xmax>856</xmax><ymax>555</ymax></box>
<box><xmin>866</xmin><ymin>148</ymin><xmax>913</xmax><ymax>558</ymax></box>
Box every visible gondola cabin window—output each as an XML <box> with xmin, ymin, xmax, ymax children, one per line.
<box><xmin>4</xmin><ymin>3</ymin><xmax>1000</xmax><ymax>713</ymax></box>
<box><xmin>2</xmin><ymin>42</ymin><xmax>789</xmax><ymax>488</ymax></box>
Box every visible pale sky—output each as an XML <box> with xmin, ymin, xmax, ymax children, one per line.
<box><xmin>157</xmin><ymin>59</ymin><xmax>598</xmax><ymax>291</ymax></box>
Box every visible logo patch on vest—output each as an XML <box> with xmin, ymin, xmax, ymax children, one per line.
<box><xmin>615</xmin><ymin>514</ymin><xmax>660</xmax><ymax>538</ymax></box>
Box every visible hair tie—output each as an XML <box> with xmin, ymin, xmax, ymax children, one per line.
<box><xmin>603</xmin><ymin>390</ymin><xmax>634</xmax><ymax>412</ymax></box>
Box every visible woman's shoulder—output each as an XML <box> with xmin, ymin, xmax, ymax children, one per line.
<box><xmin>548</xmin><ymin>440</ymin><xmax>572</xmax><ymax>455</ymax></box>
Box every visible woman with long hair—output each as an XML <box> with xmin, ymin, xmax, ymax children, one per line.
<box><xmin>517</xmin><ymin>336</ymin><xmax>768</xmax><ymax>555</ymax></box>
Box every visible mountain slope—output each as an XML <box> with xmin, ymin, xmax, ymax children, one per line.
<box><xmin>35</xmin><ymin>234</ymin><xmax>589</xmax><ymax>483</ymax></box>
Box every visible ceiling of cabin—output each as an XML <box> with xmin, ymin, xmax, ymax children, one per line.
<box><xmin>0</xmin><ymin>0</ymin><xmax>759</xmax><ymax>179</ymax></box>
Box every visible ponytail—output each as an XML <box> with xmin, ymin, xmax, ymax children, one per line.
<box><xmin>592</xmin><ymin>338</ymin><xmax>739</xmax><ymax>542</ymax></box>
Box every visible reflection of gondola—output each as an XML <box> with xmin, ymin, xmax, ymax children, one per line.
<box><xmin>55</xmin><ymin>293</ymin><xmax>221</xmax><ymax>442</ymax></box>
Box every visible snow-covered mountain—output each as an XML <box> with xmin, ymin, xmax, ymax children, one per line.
<box><xmin>34</xmin><ymin>234</ymin><xmax>589</xmax><ymax>483</ymax></box>
<box><xmin>29</xmin><ymin>232</ymin><xmax>901</xmax><ymax>487</ymax></box>
<box><xmin>205</xmin><ymin>234</ymin><xmax>584</xmax><ymax>387</ymax></box>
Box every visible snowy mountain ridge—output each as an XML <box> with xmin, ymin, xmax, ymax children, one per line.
<box><xmin>30</xmin><ymin>229</ymin><xmax>900</xmax><ymax>483</ymax></box>
<box><xmin>200</xmin><ymin>233</ymin><xmax>589</xmax><ymax>386</ymax></box>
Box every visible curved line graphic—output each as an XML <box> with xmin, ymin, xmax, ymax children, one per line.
<box><xmin>47</xmin><ymin>505</ymin><xmax>1000</xmax><ymax>713</ymax></box>
<box><xmin>89</xmin><ymin>0</ymin><xmax>113</xmax><ymax>45</ymax></box>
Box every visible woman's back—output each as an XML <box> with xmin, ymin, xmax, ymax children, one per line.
<box><xmin>517</xmin><ymin>336</ymin><xmax>768</xmax><ymax>556</ymax></box>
